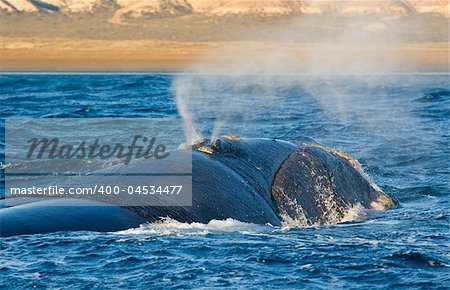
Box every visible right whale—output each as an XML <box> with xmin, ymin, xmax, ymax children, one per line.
<box><xmin>128</xmin><ymin>135</ymin><xmax>395</xmax><ymax>226</ymax></box>
<box><xmin>0</xmin><ymin>136</ymin><xmax>395</xmax><ymax>236</ymax></box>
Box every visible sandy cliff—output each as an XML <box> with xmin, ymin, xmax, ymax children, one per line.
<box><xmin>0</xmin><ymin>0</ymin><xmax>448</xmax><ymax>71</ymax></box>
<box><xmin>1</xmin><ymin>0</ymin><xmax>448</xmax><ymax>19</ymax></box>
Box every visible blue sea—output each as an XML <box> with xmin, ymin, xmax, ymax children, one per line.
<box><xmin>0</xmin><ymin>73</ymin><xmax>449</xmax><ymax>289</ymax></box>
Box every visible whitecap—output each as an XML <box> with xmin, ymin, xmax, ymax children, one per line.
<box><xmin>114</xmin><ymin>217</ymin><xmax>273</xmax><ymax>236</ymax></box>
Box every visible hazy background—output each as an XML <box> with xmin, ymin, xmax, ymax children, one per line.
<box><xmin>0</xmin><ymin>0</ymin><xmax>448</xmax><ymax>71</ymax></box>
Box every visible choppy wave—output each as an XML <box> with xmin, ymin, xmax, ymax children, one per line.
<box><xmin>115</xmin><ymin>218</ymin><xmax>274</xmax><ymax>236</ymax></box>
<box><xmin>116</xmin><ymin>202</ymin><xmax>369</xmax><ymax>237</ymax></box>
<box><xmin>1</xmin><ymin>73</ymin><xmax>449</xmax><ymax>288</ymax></box>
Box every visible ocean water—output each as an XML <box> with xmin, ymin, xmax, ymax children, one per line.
<box><xmin>0</xmin><ymin>73</ymin><xmax>449</xmax><ymax>289</ymax></box>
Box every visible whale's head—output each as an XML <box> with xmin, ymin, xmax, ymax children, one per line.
<box><xmin>271</xmin><ymin>143</ymin><xmax>396</xmax><ymax>225</ymax></box>
<box><xmin>192</xmin><ymin>135</ymin><xmax>395</xmax><ymax>226</ymax></box>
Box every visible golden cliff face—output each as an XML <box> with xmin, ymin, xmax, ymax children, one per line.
<box><xmin>1</xmin><ymin>0</ymin><xmax>448</xmax><ymax>19</ymax></box>
<box><xmin>300</xmin><ymin>0</ymin><xmax>449</xmax><ymax>17</ymax></box>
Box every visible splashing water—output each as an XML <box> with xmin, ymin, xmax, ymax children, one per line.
<box><xmin>115</xmin><ymin>203</ymin><xmax>368</xmax><ymax>237</ymax></box>
<box><xmin>115</xmin><ymin>218</ymin><xmax>274</xmax><ymax>236</ymax></box>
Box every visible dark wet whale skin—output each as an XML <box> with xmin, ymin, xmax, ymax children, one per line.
<box><xmin>0</xmin><ymin>138</ymin><xmax>393</xmax><ymax>237</ymax></box>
